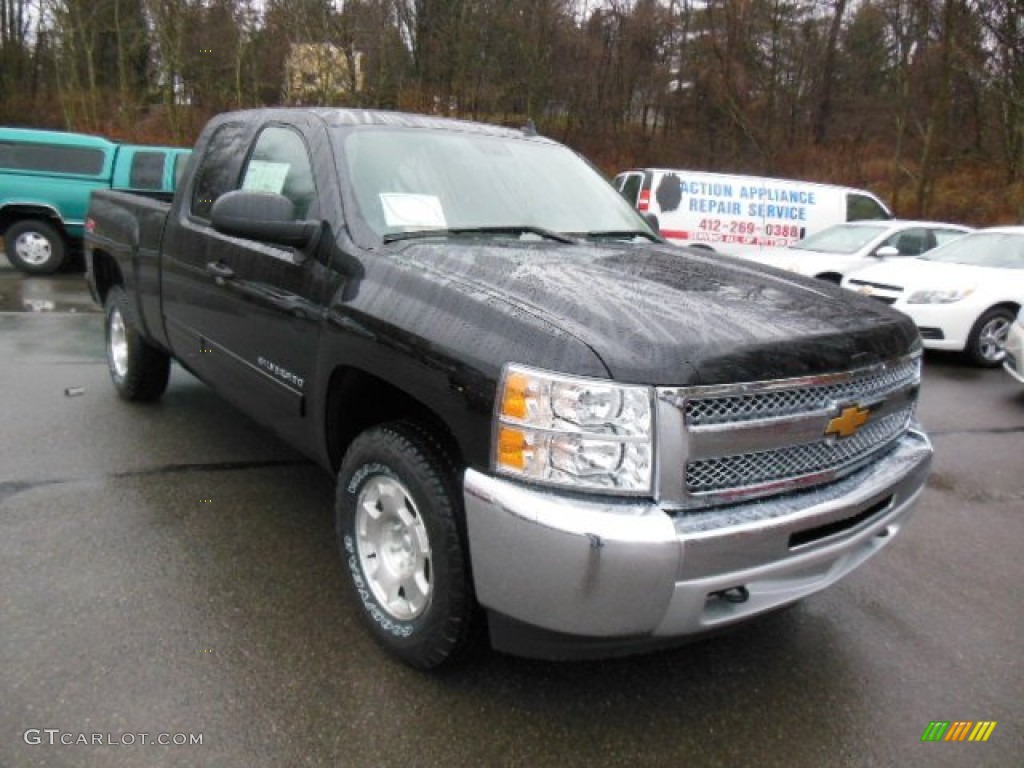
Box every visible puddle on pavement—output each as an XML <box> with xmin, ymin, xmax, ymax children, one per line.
<box><xmin>0</xmin><ymin>263</ymin><xmax>100</xmax><ymax>314</ymax></box>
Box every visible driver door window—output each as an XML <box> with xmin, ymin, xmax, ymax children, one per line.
<box><xmin>241</xmin><ymin>126</ymin><xmax>318</xmax><ymax>219</ymax></box>
<box><xmin>881</xmin><ymin>228</ymin><xmax>930</xmax><ymax>256</ymax></box>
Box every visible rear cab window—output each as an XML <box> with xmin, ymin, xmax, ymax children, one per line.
<box><xmin>173</xmin><ymin>153</ymin><xmax>190</xmax><ymax>191</ymax></box>
<box><xmin>190</xmin><ymin>122</ymin><xmax>250</xmax><ymax>220</ymax></box>
<box><xmin>128</xmin><ymin>151</ymin><xmax>167</xmax><ymax>190</ymax></box>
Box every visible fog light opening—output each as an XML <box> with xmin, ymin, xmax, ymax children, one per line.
<box><xmin>708</xmin><ymin>585</ymin><xmax>750</xmax><ymax>605</ymax></box>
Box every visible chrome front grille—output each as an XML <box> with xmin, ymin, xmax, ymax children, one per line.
<box><xmin>656</xmin><ymin>353</ymin><xmax>922</xmax><ymax>507</ymax></box>
<box><xmin>685</xmin><ymin>357</ymin><xmax>920</xmax><ymax>426</ymax></box>
<box><xmin>686</xmin><ymin>406</ymin><xmax>914</xmax><ymax>494</ymax></box>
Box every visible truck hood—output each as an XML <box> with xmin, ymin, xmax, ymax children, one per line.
<box><xmin>397</xmin><ymin>240</ymin><xmax>919</xmax><ymax>386</ymax></box>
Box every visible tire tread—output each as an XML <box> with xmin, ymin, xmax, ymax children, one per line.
<box><xmin>336</xmin><ymin>421</ymin><xmax>480</xmax><ymax>669</ymax></box>
<box><xmin>105</xmin><ymin>285</ymin><xmax>171</xmax><ymax>401</ymax></box>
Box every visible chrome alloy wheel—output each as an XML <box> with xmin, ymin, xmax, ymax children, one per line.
<box><xmin>15</xmin><ymin>231</ymin><xmax>52</xmax><ymax>266</ymax></box>
<box><xmin>978</xmin><ymin>315</ymin><xmax>1011</xmax><ymax>363</ymax></box>
<box><xmin>108</xmin><ymin>307</ymin><xmax>129</xmax><ymax>378</ymax></box>
<box><xmin>355</xmin><ymin>474</ymin><xmax>432</xmax><ymax>621</ymax></box>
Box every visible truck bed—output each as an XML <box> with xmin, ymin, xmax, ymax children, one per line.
<box><xmin>86</xmin><ymin>189</ymin><xmax>173</xmax><ymax>349</ymax></box>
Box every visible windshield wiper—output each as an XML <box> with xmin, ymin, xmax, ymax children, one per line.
<box><xmin>383</xmin><ymin>226</ymin><xmax>575</xmax><ymax>244</ymax></box>
<box><xmin>577</xmin><ymin>229</ymin><xmax>661</xmax><ymax>243</ymax></box>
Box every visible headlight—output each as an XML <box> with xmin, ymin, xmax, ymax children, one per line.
<box><xmin>906</xmin><ymin>287</ymin><xmax>974</xmax><ymax>304</ymax></box>
<box><xmin>494</xmin><ymin>364</ymin><xmax>654</xmax><ymax>494</ymax></box>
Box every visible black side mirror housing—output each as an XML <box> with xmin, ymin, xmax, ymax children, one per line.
<box><xmin>642</xmin><ymin>212</ymin><xmax>660</xmax><ymax>235</ymax></box>
<box><xmin>211</xmin><ymin>190</ymin><xmax>319</xmax><ymax>249</ymax></box>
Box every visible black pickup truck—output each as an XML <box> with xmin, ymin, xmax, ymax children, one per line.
<box><xmin>85</xmin><ymin>108</ymin><xmax>932</xmax><ymax>668</ymax></box>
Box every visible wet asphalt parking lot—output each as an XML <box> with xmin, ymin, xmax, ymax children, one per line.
<box><xmin>1</xmin><ymin>256</ymin><xmax>1022</xmax><ymax>768</ymax></box>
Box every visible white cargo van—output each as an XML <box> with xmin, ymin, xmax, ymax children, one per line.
<box><xmin>613</xmin><ymin>168</ymin><xmax>892</xmax><ymax>255</ymax></box>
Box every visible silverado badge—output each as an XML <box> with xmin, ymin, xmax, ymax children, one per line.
<box><xmin>825</xmin><ymin>405</ymin><xmax>871</xmax><ymax>439</ymax></box>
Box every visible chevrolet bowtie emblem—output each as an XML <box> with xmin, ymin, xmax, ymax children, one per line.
<box><xmin>825</xmin><ymin>405</ymin><xmax>871</xmax><ymax>438</ymax></box>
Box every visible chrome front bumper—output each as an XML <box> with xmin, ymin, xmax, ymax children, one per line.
<box><xmin>464</xmin><ymin>428</ymin><xmax>932</xmax><ymax>659</ymax></box>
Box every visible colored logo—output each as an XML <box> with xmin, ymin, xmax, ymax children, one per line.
<box><xmin>825</xmin><ymin>405</ymin><xmax>871</xmax><ymax>439</ymax></box>
<box><xmin>920</xmin><ymin>721</ymin><xmax>997</xmax><ymax>742</ymax></box>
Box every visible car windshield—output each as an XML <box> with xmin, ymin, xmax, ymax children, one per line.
<box><xmin>339</xmin><ymin>127</ymin><xmax>651</xmax><ymax>241</ymax></box>
<box><xmin>919</xmin><ymin>231</ymin><xmax>1024</xmax><ymax>269</ymax></box>
<box><xmin>790</xmin><ymin>223</ymin><xmax>889</xmax><ymax>254</ymax></box>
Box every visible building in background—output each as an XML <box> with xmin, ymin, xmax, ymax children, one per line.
<box><xmin>284</xmin><ymin>44</ymin><xmax>364</xmax><ymax>105</ymax></box>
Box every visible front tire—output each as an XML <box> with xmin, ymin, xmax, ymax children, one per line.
<box><xmin>965</xmin><ymin>307</ymin><xmax>1014</xmax><ymax>367</ymax></box>
<box><xmin>104</xmin><ymin>285</ymin><xmax>171</xmax><ymax>401</ymax></box>
<box><xmin>336</xmin><ymin>422</ymin><xmax>477</xmax><ymax>669</ymax></box>
<box><xmin>4</xmin><ymin>219</ymin><xmax>67</xmax><ymax>274</ymax></box>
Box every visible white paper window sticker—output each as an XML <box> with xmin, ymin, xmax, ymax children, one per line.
<box><xmin>380</xmin><ymin>193</ymin><xmax>447</xmax><ymax>229</ymax></box>
<box><xmin>243</xmin><ymin>160</ymin><xmax>290</xmax><ymax>195</ymax></box>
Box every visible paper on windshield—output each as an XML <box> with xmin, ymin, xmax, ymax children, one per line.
<box><xmin>380</xmin><ymin>193</ymin><xmax>447</xmax><ymax>229</ymax></box>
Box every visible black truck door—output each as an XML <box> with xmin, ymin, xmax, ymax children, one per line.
<box><xmin>170</xmin><ymin>118</ymin><xmax>332</xmax><ymax>448</ymax></box>
<box><xmin>161</xmin><ymin>119</ymin><xmax>253</xmax><ymax>384</ymax></box>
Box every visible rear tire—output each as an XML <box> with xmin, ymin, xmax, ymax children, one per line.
<box><xmin>104</xmin><ymin>285</ymin><xmax>171</xmax><ymax>401</ymax></box>
<box><xmin>336</xmin><ymin>422</ymin><xmax>478</xmax><ymax>669</ymax></box>
<box><xmin>965</xmin><ymin>307</ymin><xmax>1014</xmax><ymax>367</ymax></box>
<box><xmin>4</xmin><ymin>219</ymin><xmax>67</xmax><ymax>274</ymax></box>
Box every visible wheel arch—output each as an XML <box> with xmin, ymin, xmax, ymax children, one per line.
<box><xmin>815</xmin><ymin>272</ymin><xmax>844</xmax><ymax>284</ymax></box>
<box><xmin>964</xmin><ymin>301</ymin><xmax>1021</xmax><ymax>366</ymax></box>
<box><xmin>0</xmin><ymin>204</ymin><xmax>67</xmax><ymax>237</ymax></box>
<box><xmin>982</xmin><ymin>300</ymin><xmax>1021</xmax><ymax>317</ymax></box>
<box><xmin>323</xmin><ymin>365</ymin><xmax>465</xmax><ymax>476</ymax></box>
<box><xmin>89</xmin><ymin>248</ymin><xmax>125</xmax><ymax>306</ymax></box>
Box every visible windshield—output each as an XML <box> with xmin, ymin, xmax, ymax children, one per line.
<box><xmin>791</xmin><ymin>223</ymin><xmax>890</xmax><ymax>254</ymax></box>
<box><xmin>339</xmin><ymin>127</ymin><xmax>650</xmax><ymax>241</ymax></box>
<box><xmin>920</xmin><ymin>231</ymin><xmax>1024</xmax><ymax>269</ymax></box>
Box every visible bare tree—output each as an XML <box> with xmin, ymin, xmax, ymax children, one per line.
<box><xmin>813</xmin><ymin>0</ymin><xmax>849</xmax><ymax>145</ymax></box>
<box><xmin>973</xmin><ymin>0</ymin><xmax>1024</xmax><ymax>183</ymax></box>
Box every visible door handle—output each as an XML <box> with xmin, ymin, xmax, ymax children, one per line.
<box><xmin>205</xmin><ymin>261</ymin><xmax>235</xmax><ymax>280</ymax></box>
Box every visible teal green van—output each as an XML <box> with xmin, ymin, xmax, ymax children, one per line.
<box><xmin>0</xmin><ymin>127</ymin><xmax>191</xmax><ymax>274</ymax></box>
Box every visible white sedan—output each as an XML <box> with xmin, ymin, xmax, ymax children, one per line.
<box><xmin>741</xmin><ymin>220</ymin><xmax>971</xmax><ymax>282</ymax></box>
<box><xmin>841</xmin><ymin>226</ymin><xmax>1024</xmax><ymax>366</ymax></box>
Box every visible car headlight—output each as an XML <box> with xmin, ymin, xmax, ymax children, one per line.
<box><xmin>494</xmin><ymin>364</ymin><xmax>654</xmax><ymax>495</ymax></box>
<box><xmin>906</xmin><ymin>287</ymin><xmax>974</xmax><ymax>304</ymax></box>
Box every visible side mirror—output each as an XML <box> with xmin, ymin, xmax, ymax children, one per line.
<box><xmin>874</xmin><ymin>245</ymin><xmax>900</xmax><ymax>259</ymax></box>
<box><xmin>211</xmin><ymin>190</ymin><xmax>319</xmax><ymax>249</ymax></box>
